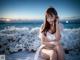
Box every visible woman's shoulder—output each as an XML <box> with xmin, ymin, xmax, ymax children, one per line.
<box><xmin>39</xmin><ymin>25</ymin><xmax>43</xmax><ymax>38</ymax></box>
<box><xmin>39</xmin><ymin>24</ymin><xmax>44</xmax><ymax>33</ymax></box>
<box><xmin>39</xmin><ymin>24</ymin><xmax>45</xmax><ymax>35</ymax></box>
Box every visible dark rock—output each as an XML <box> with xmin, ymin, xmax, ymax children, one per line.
<box><xmin>65</xmin><ymin>49</ymin><xmax>69</xmax><ymax>54</ymax></box>
<box><xmin>6</xmin><ymin>48</ymin><xmax>10</xmax><ymax>50</ymax></box>
<box><xmin>31</xmin><ymin>49</ymin><xmax>36</xmax><ymax>52</ymax></box>
<box><xmin>18</xmin><ymin>49</ymin><xmax>22</xmax><ymax>52</ymax></box>
<box><xmin>21</xmin><ymin>34</ymin><xmax>25</xmax><ymax>36</ymax></box>
<box><xmin>0</xmin><ymin>50</ymin><xmax>5</xmax><ymax>54</ymax></box>
<box><xmin>0</xmin><ymin>45</ymin><xmax>2</xmax><ymax>48</ymax></box>
<box><xmin>3</xmin><ymin>43</ymin><xmax>7</xmax><ymax>45</ymax></box>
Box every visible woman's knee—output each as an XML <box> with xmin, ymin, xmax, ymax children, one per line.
<box><xmin>49</xmin><ymin>50</ymin><xmax>57</xmax><ymax>60</ymax></box>
<box><xmin>49</xmin><ymin>50</ymin><xmax>55</xmax><ymax>56</ymax></box>
<box><xmin>41</xmin><ymin>49</ymin><xmax>50</xmax><ymax>59</ymax></box>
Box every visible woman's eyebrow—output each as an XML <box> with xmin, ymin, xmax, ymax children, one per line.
<box><xmin>48</xmin><ymin>14</ymin><xmax>53</xmax><ymax>17</ymax></box>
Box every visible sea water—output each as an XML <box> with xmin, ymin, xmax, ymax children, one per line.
<box><xmin>0</xmin><ymin>19</ymin><xmax>80</xmax><ymax>54</ymax></box>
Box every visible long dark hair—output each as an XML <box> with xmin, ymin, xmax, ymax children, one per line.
<box><xmin>41</xmin><ymin>7</ymin><xmax>58</xmax><ymax>36</ymax></box>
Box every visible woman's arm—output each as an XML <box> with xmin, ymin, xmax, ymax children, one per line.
<box><xmin>40</xmin><ymin>33</ymin><xmax>59</xmax><ymax>48</ymax></box>
<box><xmin>39</xmin><ymin>26</ymin><xmax>54</xmax><ymax>47</ymax></box>
<box><xmin>55</xmin><ymin>19</ymin><xmax>61</xmax><ymax>41</ymax></box>
<box><xmin>39</xmin><ymin>32</ymin><xmax>52</xmax><ymax>46</ymax></box>
<box><xmin>39</xmin><ymin>24</ymin><xmax>60</xmax><ymax>47</ymax></box>
<box><xmin>47</xmin><ymin>19</ymin><xmax>61</xmax><ymax>46</ymax></box>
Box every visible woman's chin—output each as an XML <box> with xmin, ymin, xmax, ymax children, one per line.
<box><xmin>50</xmin><ymin>23</ymin><xmax>53</xmax><ymax>25</ymax></box>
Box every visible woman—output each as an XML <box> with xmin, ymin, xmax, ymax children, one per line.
<box><xmin>34</xmin><ymin>7</ymin><xmax>65</xmax><ymax>60</ymax></box>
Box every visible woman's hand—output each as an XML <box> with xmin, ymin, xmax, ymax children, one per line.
<box><xmin>49</xmin><ymin>40</ymin><xmax>60</xmax><ymax>46</ymax></box>
<box><xmin>42</xmin><ymin>40</ymin><xmax>60</xmax><ymax>49</ymax></box>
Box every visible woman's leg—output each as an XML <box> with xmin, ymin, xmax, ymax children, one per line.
<box><xmin>41</xmin><ymin>49</ymin><xmax>50</xmax><ymax>60</ymax></box>
<box><xmin>41</xmin><ymin>48</ymin><xmax>57</xmax><ymax>60</ymax></box>
<box><xmin>49</xmin><ymin>50</ymin><xmax>57</xmax><ymax>60</ymax></box>
<box><xmin>55</xmin><ymin>43</ymin><xmax>65</xmax><ymax>60</ymax></box>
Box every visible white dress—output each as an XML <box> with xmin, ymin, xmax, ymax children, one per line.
<box><xmin>34</xmin><ymin>31</ymin><xmax>56</xmax><ymax>60</ymax></box>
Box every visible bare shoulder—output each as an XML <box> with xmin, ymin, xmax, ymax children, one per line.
<box><xmin>39</xmin><ymin>24</ymin><xmax>48</xmax><ymax>42</ymax></box>
<box><xmin>39</xmin><ymin>24</ymin><xmax>44</xmax><ymax>33</ymax></box>
<box><xmin>39</xmin><ymin>24</ymin><xmax>46</xmax><ymax>38</ymax></box>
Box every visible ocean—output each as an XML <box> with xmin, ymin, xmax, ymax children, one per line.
<box><xmin>0</xmin><ymin>19</ymin><xmax>80</xmax><ymax>30</ymax></box>
<box><xmin>0</xmin><ymin>19</ymin><xmax>80</xmax><ymax>60</ymax></box>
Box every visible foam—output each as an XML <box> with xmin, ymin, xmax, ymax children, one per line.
<box><xmin>0</xmin><ymin>26</ymin><xmax>80</xmax><ymax>54</ymax></box>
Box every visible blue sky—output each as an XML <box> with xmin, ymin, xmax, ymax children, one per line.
<box><xmin>0</xmin><ymin>0</ymin><xmax>80</xmax><ymax>20</ymax></box>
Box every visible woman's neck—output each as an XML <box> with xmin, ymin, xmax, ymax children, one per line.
<box><xmin>50</xmin><ymin>24</ymin><xmax>54</xmax><ymax>29</ymax></box>
<box><xmin>48</xmin><ymin>24</ymin><xmax>54</xmax><ymax>34</ymax></box>
<box><xmin>48</xmin><ymin>28</ymin><xmax>54</xmax><ymax>34</ymax></box>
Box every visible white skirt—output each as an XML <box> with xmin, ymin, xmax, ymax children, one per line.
<box><xmin>34</xmin><ymin>45</ymin><xmax>58</xmax><ymax>60</ymax></box>
<box><xmin>34</xmin><ymin>45</ymin><xmax>46</xmax><ymax>60</ymax></box>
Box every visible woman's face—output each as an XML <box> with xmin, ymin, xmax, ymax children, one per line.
<box><xmin>47</xmin><ymin>14</ymin><xmax>56</xmax><ymax>25</ymax></box>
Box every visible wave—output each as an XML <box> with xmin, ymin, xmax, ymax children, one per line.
<box><xmin>0</xmin><ymin>26</ymin><xmax>80</xmax><ymax>54</ymax></box>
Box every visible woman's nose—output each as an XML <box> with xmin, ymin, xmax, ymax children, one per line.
<box><xmin>50</xmin><ymin>20</ymin><xmax>54</xmax><ymax>22</ymax></box>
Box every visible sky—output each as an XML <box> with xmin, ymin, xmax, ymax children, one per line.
<box><xmin>0</xmin><ymin>0</ymin><xmax>80</xmax><ymax>20</ymax></box>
